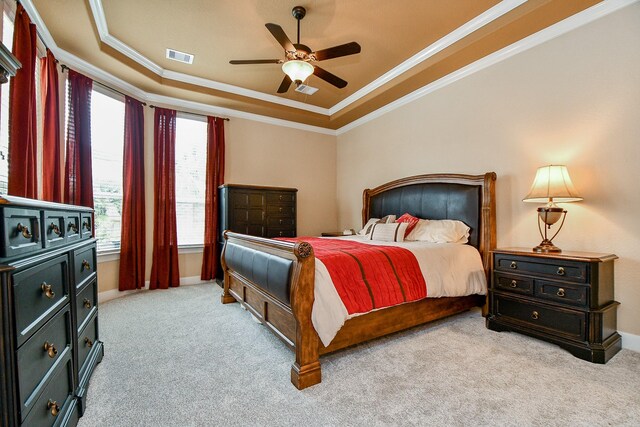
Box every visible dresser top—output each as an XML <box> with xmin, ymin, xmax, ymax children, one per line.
<box><xmin>493</xmin><ymin>247</ymin><xmax>618</xmax><ymax>262</ymax></box>
<box><xmin>0</xmin><ymin>194</ymin><xmax>93</xmax><ymax>212</ymax></box>
<box><xmin>218</xmin><ymin>184</ymin><xmax>297</xmax><ymax>192</ymax></box>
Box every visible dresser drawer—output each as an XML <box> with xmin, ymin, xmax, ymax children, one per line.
<box><xmin>1</xmin><ymin>207</ymin><xmax>42</xmax><ymax>258</ymax></box>
<box><xmin>20</xmin><ymin>354</ymin><xmax>74</xmax><ymax>426</ymax></box>
<box><xmin>80</xmin><ymin>212</ymin><xmax>93</xmax><ymax>239</ymax></box>
<box><xmin>494</xmin><ymin>254</ymin><xmax>587</xmax><ymax>283</ymax></box>
<box><xmin>267</xmin><ymin>217</ymin><xmax>295</xmax><ymax>228</ymax></box>
<box><xmin>76</xmin><ymin>279</ymin><xmax>98</xmax><ymax>333</ymax></box>
<box><xmin>65</xmin><ymin>212</ymin><xmax>81</xmax><ymax>243</ymax></box>
<box><xmin>266</xmin><ymin>192</ymin><xmax>295</xmax><ymax>204</ymax></box>
<box><xmin>266</xmin><ymin>205</ymin><xmax>295</xmax><ymax>217</ymax></box>
<box><xmin>73</xmin><ymin>244</ymin><xmax>96</xmax><ymax>289</ymax></box>
<box><xmin>267</xmin><ymin>228</ymin><xmax>296</xmax><ymax>238</ymax></box>
<box><xmin>231</xmin><ymin>191</ymin><xmax>265</xmax><ymax>209</ymax></box>
<box><xmin>535</xmin><ymin>280</ymin><xmax>588</xmax><ymax>307</ymax></box>
<box><xmin>13</xmin><ymin>254</ymin><xmax>70</xmax><ymax>346</ymax></box>
<box><xmin>493</xmin><ymin>294</ymin><xmax>586</xmax><ymax>341</ymax></box>
<box><xmin>77</xmin><ymin>313</ymin><xmax>99</xmax><ymax>375</ymax></box>
<box><xmin>17</xmin><ymin>306</ymin><xmax>72</xmax><ymax>418</ymax></box>
<box><xmin>494</xmin><ymin>273</ymin><xmax>533</xmax><ymax>295</ymax></box>
<box><xmin>43</xmin><ymin>211</ymin><xmax>67</xmax><ymax>249</ymax></box>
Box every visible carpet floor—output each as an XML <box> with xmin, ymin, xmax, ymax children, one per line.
<box><xmin>78</xmin><ymin>283</ymin><xmax>640</xmax><ymax>426</ymax></box>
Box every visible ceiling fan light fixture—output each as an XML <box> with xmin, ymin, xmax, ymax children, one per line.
<box><xmin>282</xmin><ymin>60</ymin><xmax>314</xmax><ymax>84</ymax></box>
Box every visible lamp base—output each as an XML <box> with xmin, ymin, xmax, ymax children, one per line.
<box><xmin>533</xmin><ymin>239</ymin><xmax>561</xmax><ymax>253</ymax></box>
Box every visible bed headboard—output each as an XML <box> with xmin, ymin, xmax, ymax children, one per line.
<box><xmin>362</xmin><ymin>173</ymin><xmax>496</xmax><ymax>274</ymax></box>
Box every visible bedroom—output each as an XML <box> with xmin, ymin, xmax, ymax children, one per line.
<box><xmin>0</xmin><ymin>0</ymin><xmax>638</xmax><ymax>425</ymax></box>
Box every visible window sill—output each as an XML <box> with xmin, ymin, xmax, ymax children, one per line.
<box><xmin>97</xmin><ymin>245</ymin><xmax>204</xmax><ymax>263</ymax></box>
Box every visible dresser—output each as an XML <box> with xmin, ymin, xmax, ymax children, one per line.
<box><xmin>486</xmin><ymin>248</ymin><xmax>621</xmax><ymax>363</ymax></box>
<box><xmin>0</xmin><ymin>196</ymin><xmax>103</xmax><ymax>427</ymax></box>
<box><xmin>217</xmin><ymin>184</ymin><xmax>297</xmax><ymax>279</ymax></box>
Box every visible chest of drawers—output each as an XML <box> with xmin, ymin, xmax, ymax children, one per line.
<box><xmin>486</xmin><ymin>248</ymin><xmax>621</xmax><ymax>363</ymax></box>
<box><xmin>0</xmin><ymin>196</ymin><xmax>103</xmax><ymax>427</ymax></box>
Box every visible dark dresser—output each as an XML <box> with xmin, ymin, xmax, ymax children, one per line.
<box><xmin>0</xmin><ymin>196</ymin><xmax>103</xmax><ymax>427</ymax></box>
<box><xmin>486</xmin><ymin>248</ymin><xmax>621</xmax><ymax>363</ymax></box>
<box><xmin>217</xmin><ymin>184</ymin><xmax>297</xmax><ymax>279</ymax></box>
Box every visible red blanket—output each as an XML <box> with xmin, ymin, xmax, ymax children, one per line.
<box><xmin>281</xmin><ymin>237</ymin><xmax>427</xmax><ymax>315</ymax></box>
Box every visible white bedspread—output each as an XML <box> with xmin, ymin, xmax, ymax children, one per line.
<box><xmin>311</xmin><ymin>235</ymin><xmax>487</xmax><ymax>346</ymax></box>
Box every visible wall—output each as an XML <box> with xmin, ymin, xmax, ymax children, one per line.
<box><xmin>98</xmin><ymin>115</ymin><xmax>337</xmax><ymax>293</ymax></box>
<box><xmin>336</xmin><ymin>6</ymin><xmax>640</xmax><ymax>335</ymax></box>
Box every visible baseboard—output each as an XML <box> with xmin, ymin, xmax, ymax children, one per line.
<box><xmin>98</xmin><ymin>276</ymin><xmax>214</xmax><ymax>304</ymax></box>
<box><xmin>620</xmin><ymin>331</ymin><xmax>640</xmax><ymax>353</ymax></box>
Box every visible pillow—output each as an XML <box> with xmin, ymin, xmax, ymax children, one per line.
<box><xmin>357</xmin><ymin>215</ymin><xmax>397</xmax><ymax>235</ymax></box>
<box><xmin>369</xmin><ymin>222</ymin><xmax>408</xmax><ymax>242</ymax></box>
<box><xmin>405</xmin><ymin>219</ymin><xmax>428</xmax><ymax>241</ymax></box>
<box><xmin>396</xmin><ymin>213</ymin><xmax>420</xmax><ymax>238</ymax></box>
<box><xmin>409</xmin><ymin>219</ymin><xmax>470</xmax><ymax>243</ymax></box>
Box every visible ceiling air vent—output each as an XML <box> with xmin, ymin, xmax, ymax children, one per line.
<box><xmin>166</xmin><ymin>48</ymin><xmax>194</xmax><ymax>64</ymax></box>
<box><xmin>295</xmin><ymin>84</ymin><xmax>318</xmax><ymax>95</ymax></box>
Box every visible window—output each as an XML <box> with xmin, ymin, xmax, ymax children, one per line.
<box><xmin>0</xmin><ymin>5</ymin><xmax>14</xmax><ymax>194</ymax></box>
<box><xmin>90</xmin><ymin>88</ymin><xmax>125</xmax><ymax>252</ymax></box>
<box><xmin>175</xmin><ymin>115</ymin><xmax>207</xmax><ymax>246</ymax></box>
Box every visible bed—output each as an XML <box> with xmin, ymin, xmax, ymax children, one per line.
<box><xmin>220</xmin><ymin>172</ymin><xmax>497</xmax><ymax>389</ymax></box>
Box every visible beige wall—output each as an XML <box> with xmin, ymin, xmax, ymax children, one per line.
<box><xmin>336</xmin><ymin>6</ymin><xmax>640</xmax><ymax>335</ymax></box>
<box><xmin>98</xmin><ymin>115</ymin><xmax>337</xmax><ymax>292</ymax></box>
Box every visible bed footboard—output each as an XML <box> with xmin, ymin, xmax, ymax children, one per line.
<box><xmin>220</xmin><ymin>231</ymin><xmax>321</xmax><ymax>389</ymax></box>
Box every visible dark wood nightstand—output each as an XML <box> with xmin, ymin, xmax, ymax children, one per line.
<box><xmin>486</xmin><ymin>248</ymin><xmax>621</xmax><ymax>363</ymax></box>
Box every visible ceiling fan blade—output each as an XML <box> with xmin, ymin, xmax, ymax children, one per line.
<box><xmin>265</xmin><ymin>23</ymin><xmax>295</xmax><ymax>53</ymax></box>
<box><xmin>313</xmin><ymin>66</ymin><xmax>347</xmax><ymax>89</ymax></box>
<box><xmin>312</xmin><ymin>42</ymin><xmax>361</xmax><ymax>61</ymax></box>
<box><xmin>229</xmin><ymin>59</ymin><xmax>282</xmax><ymax>65</ymax></box>
<box><xmin>277</xmin><ymin>75</ymin><xmax>293</xmax><ymax>93</ymax></box>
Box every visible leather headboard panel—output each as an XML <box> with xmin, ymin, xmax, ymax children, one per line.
<box><xmin>368</xmin><ymin>183</ymin><xmax>482</xmax><ymax>248</ymax></box>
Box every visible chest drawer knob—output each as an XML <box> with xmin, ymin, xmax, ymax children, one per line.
<box><xmin>47</xmin><ymin>399</ymin><xmax>60</xmax><ymax>417</ymax></box>
<box><xmin>43</xmin><ymin>341</ymin><xmax>58</xmax><ymax>358</ymax></box>
<box><xmin>510</xmin><ymin>280</ymin><xmax>517</xmax><ymax>288</ymax></box>
<box><xmin>81</xmin><ymin>260</ymin><xmax>91</xmax><ymax>271</ymax></box>
<box><xmin>50</xmin><ymin>222</ymin><xmax>61</xmax><ymax>236</ymax></box>
<box><xmin>82</xmin><ymin>220</ymin><xmax>91</xmax><ymax>230</ymax></box>
<box><xmin>510</xmin><ymin>261</ymin><xmax>517</xmax><ymax>269</ymax></box>
<box><xmin>16</xmin><ymin>223</ymin><xmax>32</xmax><ymax>239</ymax></box>
<box><xmin>531</xmin><ymin>311</ymin><xmax>539</xmax><ymax>320</ymax></box>
<box><xmin>68</xmin><ymin>222</ymin><xmax>78</xmax><ymax>233</ymax></box>
<box><xmin>556</xmin><ymin>288</ymin><xmax>566</xmax><ymax>297</ymax></box>
<box><xmin>557</xmin><ymin>267</ymin><xmax>565</xmax><ymax>276</ymax></box>
<box><xmin>41</xmin><ymin>283</ymin><xmax>55</xmax><ymax>299</ymax></box>
<box><xmin>84</xmin><ymin>337</ymin><xmax>93</xmax><ymax>348</ymax></box>
<box><xmin>83</xmin><ymin>298</ymin><xmax>92</xmax><ymax>309</ymax></box>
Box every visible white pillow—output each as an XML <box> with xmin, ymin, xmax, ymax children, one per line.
<box><xmin>405</xmin><ymin>219</ymin><xmax>428</xmax><ymax>241</ymax></box>
<box><xmin>408</xmin><ymin>219</ymin><xmax>470</xmax><ymax>243</ymax></box>
<box><xmin>357</xmin><ymin>215</ymin><xmax>397</xmax><ymax>235</ymax></box>
<box><xmin>369</xmin><ymin>222</ymin><xmax>408</xmax><ymax>242</ymax></box>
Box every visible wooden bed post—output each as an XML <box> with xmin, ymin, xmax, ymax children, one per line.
<box><xmin>289</xmin><ymin>242</ymin><xmax>321</xmax><ymax>390</ymax></box>
<box><xmin>220</xmin><ymin>231</ymin><xmax>236</xmax><ymax>304</ymax></box>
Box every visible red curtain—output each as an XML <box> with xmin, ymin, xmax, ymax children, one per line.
<box><xmin>40</xmin><ymin>49</ymin><xmax>62</xmax><ymax>202</ymax></box>
<box><xmin>149</xmin><ymin>107</ymin><xmax>180</xmax><ymax>289</ymax></box>
<box><xmin>8</xmin><ymin>4</ymin><xmax>38</xmax><ymax>198</ymax></box>
<box><xmin>119</xmin><ymin>96</ymin><xmax>146</xmax><ymax>291</ymax></box>
<box><xmin>64</xmin><ymin>70</ymin><xmax>94</xmax><ymax>207</ymax></box>
<box><xmin>201</xmin><ymin>117</ymin><xmax>225</xmax><ymax>280</ymax></box>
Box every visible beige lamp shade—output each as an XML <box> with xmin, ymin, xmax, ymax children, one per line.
<box><xmin>523</xmin><ymin>165</ymin><xmax>583</xmax><ymax>203</ymax></box>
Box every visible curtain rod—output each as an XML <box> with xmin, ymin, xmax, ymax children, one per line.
<box><xmin>149</xmin><ymin>105</ymin><xmax>230</xmax><ymax>121</ymax></box>
<box><xmin>60</xmin><ymin>64</ymin><xmax>147</xmax><ymax>106</ymax></box>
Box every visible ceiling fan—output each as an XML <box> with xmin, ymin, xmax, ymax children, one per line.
<box><xmin>229</xmin><ymin>6</ymin><xmax>361</xmax><ymax>94</ymax></box>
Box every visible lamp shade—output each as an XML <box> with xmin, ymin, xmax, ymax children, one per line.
<box><xmin>523</xmin><ymin>165</ymin><xmax>583</xmax><ymax>203</ymax></box>
<box><xmin>282</xmin><ymin>60</ymin><xmax>314</xmax><ymax>83</ymax></box>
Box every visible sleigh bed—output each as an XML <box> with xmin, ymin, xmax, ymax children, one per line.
<box><xmin>220</xmin><ymin>172</ymin><xmax>496</xmax><ymax>389</ymax></box>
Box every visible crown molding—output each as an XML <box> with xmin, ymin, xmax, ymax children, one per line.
<box><xmin>335</xmin><ymin>0</ymin><xmax>640</xmax><ymax>135</ymax></box>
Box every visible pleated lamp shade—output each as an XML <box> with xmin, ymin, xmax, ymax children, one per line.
<box><xmin>523</xmin><ymin>165</ymin><xmax>583</xmax><ymax>203</ymax></box>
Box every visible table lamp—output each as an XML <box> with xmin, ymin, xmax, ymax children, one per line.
<box><xmin>523</xmin><ymin>165</ymin><xmax>582</xmax><ymax>253</ymax></box>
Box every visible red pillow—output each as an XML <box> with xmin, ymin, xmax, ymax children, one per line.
<box><xmin>396</xmin><ymin>213</ymin><xmax>420</xmax><ymax>237</ymax></box>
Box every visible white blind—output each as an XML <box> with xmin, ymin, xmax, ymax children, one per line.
<box><xmin>175</xmin><ymin>115</ymin><xmax>207</xmax><ymax>246</ymax></box>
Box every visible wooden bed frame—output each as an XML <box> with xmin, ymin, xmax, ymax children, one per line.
<box><xmin>220</xmin><ymin>172</ymin><xmax>496</xmax><ymax>389</ymax></box>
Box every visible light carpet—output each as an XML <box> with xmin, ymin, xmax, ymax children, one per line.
<box><xmin>79</xmin><ymin>283</ymin><xmax>640</xmax><ymax>426</ymax></box>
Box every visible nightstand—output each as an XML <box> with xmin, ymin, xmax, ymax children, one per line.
<box><xmin>486</xmin><ymin>248</ymin><xmax>621</xmax><ymax>363</ymax></box>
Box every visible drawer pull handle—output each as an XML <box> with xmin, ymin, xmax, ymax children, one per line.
<box><xmin>85</xmin><ymin>337</ymin><xmax>93</xmax><ymax>348</ymax></box>
<box><xmin>68</xmin><ymin>222</ymin><xmax>78</xmax><ymax>233</ymax></box>
<box><xmin>557</xmin><ymin>267</ymin><xmax>565</xmax><ymax>276</ymax></box>
<box><xmin>279</xmin><ymin>207</ymin><xmax>283</xmax><ymax>212</ymax></box>
<box><xmin>279</xmin><ymin>195</ymin><xmax>283</xmax><ymax>200</ymax></box>
<box><xmin>47</xmin><ymin>399</ymin><xmax>60</xmax><ymax>417</ymax></box>
<box><xmin>510</xmin><ymin>280</ymin><xmax>517</xmax><ymax>288</ymax></box>
<box><xmin>43</xmin><ymin>341</ymin><xmax>58</xmax><ymax>358</ymax></box>
<box><xmin>16</xmin><ymin>223</ymin><xmax>32</xmax><ymax>239</ymax></box>
<box><xmin>510</xmin><ymin>261</ymin><xmax>517</xmax><ymax>269</ymax></box>
<box><xmin>81</xmin><ymin>260</ymin><xmax>91</xmax><ymax>271</ymax></box>
<box><xmin>279</xmin><ymin>231</ymin><xmax>283</xmax><ymax>237</ymax></box>
<box><xmin>82</xmin><ymin>220</ymin><xmax>91</xmax><ymax>230</ymax></box>
<box><xmin>83</xmin><ymin>298</ymin><xmax>92</xmax><ymax>309</ymax></box>
<box><xmin>557</xmin><ymin>288</ymin><xmax>566</xmax><ymax>297</ymax></box>
<box><xmin>531</xmin><ymin>311</ymin><xmax>539</xmax><ymax>320</ymax></box>
<box><xmin>50</xmin><ymin>222</ymin><xmax>61</xmax><ymax>236</ymax></box>
<box><xmin>41</xmin><ymin>283</ymin><xmax>55</xmax><ymax>299</ymax></box>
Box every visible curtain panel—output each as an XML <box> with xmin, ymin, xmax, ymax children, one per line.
<box><xmin>8</xmin><ymin>4</ymin><xmax>38</xmax><ymax>198</ymax></box>
<box><xmin>64</xmin><ymin>69</ymin><xmax>94</xmax><ymax>207</ymax></box>
<box><xmin>40</xmin><ymin>49</ymin><xmax>62</xmax><ymax>202</ymax></box>
<box><xmin>119</xmin><ymin>96</ymin><xmax>146</xmax><ymax>291</ymax></box>
<box><xmin>149</xmin><ymin>107</ymin><xmax>180</xmax><ymax>289</ymax></box>
<box><xmin>201</xmin><ymin>117</ymin><xmax>225</xmax><ymax>280</ymax></box>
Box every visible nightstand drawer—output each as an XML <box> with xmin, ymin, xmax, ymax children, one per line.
<box><xmin>495</xmin><ymin>254</ymin><xmax>587</xmax><ymax>283</ymax></box>
<box><xmin>494</xmin><ymin>273</ymin><xmax>533</xmax><ymax>295</ymax></box>
<box><xmin>493</xmin><ymin>295</ymin><xmax>586</xmax><ymax>341</ymax></box>
<box><xmin>535</xmin><ymin>280</ymin><xmax>588</xmax><ymax>307</ymax></box>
